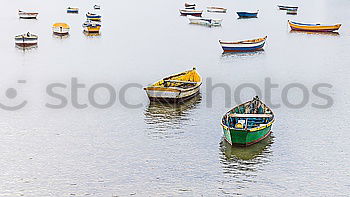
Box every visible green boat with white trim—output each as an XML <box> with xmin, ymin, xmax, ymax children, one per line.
<box><xmin>221</xmin><ymin>96</ymin><xmax>275</xmax><ymax>146</ymax></box>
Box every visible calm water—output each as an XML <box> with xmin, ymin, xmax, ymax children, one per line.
<box><xmin>1</xmin><ymin>0</ymin><xmax>350</xmax><ymax>196</ymax></box>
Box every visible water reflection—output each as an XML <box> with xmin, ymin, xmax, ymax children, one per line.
<box><xmin>52</xmin><ymin>33</ymin><xmax>70</xmax><ymax>39</ymax></box>
<box><xmin>289</xmin><ymin>30</ymin><xmax>340</xmax><ymax>36</ymax></box>
<box><xmin>15</xmin><ymin>45</ymin><xmax>38</xmax><ymax>51</ymax></box>
<box><xmin>144</xmin><ymin>94</ymin><xmax>201</xmax><ymax>138</ymax></box>
<box><xmin>83</xmin><ymin>32</ymin><xmax>101</xmax><ymax>37</ymax></box>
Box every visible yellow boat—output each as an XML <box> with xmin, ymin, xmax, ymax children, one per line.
<box><xmin>144</xmin><ymin>68</ymin><xmax>202</xmax><ymax>102</ymax></box>
<box><xmin>52</xmin><ymin>23</ymin><xmax>70</xmax><ymax>35</ymax></box>
<box><xmin>82</xmin><ymin>20</ymin><xmax>101</xmax><ymax>33</ymax></box>
<box><xmin>288</xmin><ymin>20</ymin><xmax>341</xmax><ymax>32</ymax></box>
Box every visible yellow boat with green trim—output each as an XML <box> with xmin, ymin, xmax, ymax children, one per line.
<box><xmin>144</xmin><ymin>68</ymin><xmax>202</xmax><ymax>102</ymax></box>
<box><xmin>221</xmin><ymin>96</ymin><xmax>275</xmax><ymax>146</ymax></box>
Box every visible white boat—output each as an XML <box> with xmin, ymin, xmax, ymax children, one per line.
<box><xmin>144</xmin><ymin>68</ymin><xmax>202</xmax><ymax>102</ymax></box>
<box><xmin>14</xmin><ymin>32</ymin><xmax>38</xmax><ymax>47</ymax></box>
<box><xmin>94</xmin><ymin>5</ymin><xmax>101</xmax><ymax>9</ymax></box>
<box><xmin>18</xmin><ymin>10</ymin><xmax>38</xmax><ymax>19</ymax></box>
<box><xmin>207</xmin><ymin>6</ymin><xmax>227</xmax><ymax>13</ymax></box>
<box><xmin>52</xmin><ymin>23</ymin><xmax>70</xmax><ymax>35</ymax></box>
<box><xmin>187</xmin><ymin>16</ymin><xmax>223</xmax><ymax>26</ymax></box>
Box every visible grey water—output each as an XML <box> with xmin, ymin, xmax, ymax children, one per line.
<box><xmin>1</xmin><ymin>0</ymin><xmax>350</xmax><ymax>196</ymax></box>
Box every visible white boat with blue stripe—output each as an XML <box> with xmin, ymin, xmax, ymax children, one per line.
<box><xmin>219</xmin><ymin>36</ymin><xmax>267</xmax><ymax>53</ymax></box>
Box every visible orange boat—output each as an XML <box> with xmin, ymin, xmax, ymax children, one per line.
<box><xmin>288</xmin><ymin>20</ymin><xmax>341</xmax><ymax>32</ymax></box>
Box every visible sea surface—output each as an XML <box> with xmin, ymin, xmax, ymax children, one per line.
<box><xmin>1</xmin><ymin>0</ymin><xmax>350</xmax><ymax>196</ymax></box>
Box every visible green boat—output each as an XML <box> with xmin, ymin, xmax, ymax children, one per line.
<box><xmin>221</xmin><ymin>96</ymin><xmax>275</xmax><ymax>146</ymax></box>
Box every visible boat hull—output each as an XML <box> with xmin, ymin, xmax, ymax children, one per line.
<box><xmin>179</xmin><ymin>10</ymin><xmax>203</xmax><ymax>17</ymax></box>
<box><xmin>278</xmin><ymin>5</ymin><xmax>298</xmax><ymax>10</ymax></box>
<box><xmin>288</xmin><ymin>21</ymin><xmax>341</xmax><ymax>32</ymax></box>
<box><xmin>207</xmin><ymin>7</ymin><xmax>227</xmax><ymax>13</ymax></box>
<box><xmin>19</xmin><ymin>14</ymin><xmax>38</xmax><ymax>19</ymax></box>
<box><xmin>84</xmin><ymin>26</ymin><xmax>101</xmax><ymax>33</ymax></box>
<box><xmin>237</xmin><ymin>12</ymin><xmax>258</xmax><ymax>18</ymax></box>
<box><xmin>220</xmin><ymin>42</ymin><xmax>265</xmax><ymax>52</ymax></box>
<box><xmin>222</xmin><ymin>123</ymin><xmax>272</xmax><ymax>146</ymax></box>
<box><xmin>145</xmin><ymin>86</ymin><xmax>200</xmax><ymax>103</ymax></box>
<box><xmin>52</xmin><ymin>27</ymin><xmax>69</xmax><ymax>35</ymax></box>
<box><xmin>188</xmin><ymin>16</ymin><xmax>222</xmax><ymax>26</ymax></box>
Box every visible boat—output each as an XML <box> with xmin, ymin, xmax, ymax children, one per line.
<box><xmin>179</xmin><ymin>9</ymin><xmax>203</xmax><ymax>17</ymax></box>
<box><xmin>18</xmin><ymin>10</ymin><xmax>38</xmax><ymax>19</ymax></box>
<box><xmin>187</xmin><ymin>16</ymin><xmax>222</xmax><ymax>26</ymax></box>
<box><xmin>94</xmin><ymin>5</ymin><xmax>101</xmax><ymax>9</ymax></box>
<box><xmin>14</xmin><ymin>32</ymin><xmax>38</xmax><ymax>47</ymax></box>
<box><xmin>221</xmin><ymin>96</ymin><xmax>275</xmax><ymax>146</ymax></box>
<box><xmin>219</xmin><ymin>36</ymin><xmax>267</xmax><ymax>52</ymax></box>
<box><xmin>67</xmin><ymin>7</ymin><xmax>79</xmax><ymax>13</ymax></box>
<box><xmin>82</xmin><ymin>20</ymin><xmax>101</xmax><ymax>33</ymax></box>
<box><xmin>286</xmin><ymin>8</ymin><xmax>297</xmax><ymax>15</ymax></box>
<box><xmin>288</xmin><ymin>20</ymin><xmax>341</xmax><ymax>32</ymax></box>
<box><xmin>86</xmin><ymin>12</ymin><xmax>101</xmax><ymax>21</ymax></box>
<box><xmin>237</xmin><ymin>11</ymin><xmax>258</xmax><ymax>18</ymax></box>
<box><xmin>207</xmin><ymin>7</ymin><xmax>227</xmax><ymax>13</ymax></box>
<box><xmin>144</xmin><ymin>68</ymin><xmax>202</xmax><ymax>103</ymax></box>
<box><xmin>185</xmin><ymin>3</ymin><xmax>196</xmax><ymax>8</ymax></box>
<box><xmin>278</xmin><ymin>5</ymin><xmax>298</xmax><ymax>10</ymax></box>
<box><xmin>52</xmin><ymin>23</ymin><xmax>70</xmax><ymax>35</ymax></box>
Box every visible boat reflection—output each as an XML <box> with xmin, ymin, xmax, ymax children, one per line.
<box><xmin>144</xmin><ymin>94</ymin><xmax>201</xmax><ymax>138</ymax></box>
<box><xmin>220</xmin><ymin>134</ymin><xmax>274</xmax><ymax>161</ymax></box>
<box><xmin>289</xmin><ymin>30</ymin><xmax>340</xmax><ymax>36</ymax></box>
<box><xmin>52</xmin><ymin>33</ymin><xmax>70</xmax><ymax>39</ymax></box>
<box><xmin>15</xmin><ymin>45</ymin><xmax>38</xmax><ymax>51</ymax></box>
<box><xmin>221</xmin><ymin>49</ymin><xmax>265</xmax><ymax>58</ymax></box>
<box><xmin>83</xmin><ymin>31</ymin><xmax>101</xmax><ymax>37</ymax></box>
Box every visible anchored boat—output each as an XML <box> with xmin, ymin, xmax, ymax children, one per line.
<box><xmin>67</xmin><ymin>7</ymin><xmax>79</xmax><ymax>13</ymax></box>
<box><xmin>82</xmin><ymin>20</ymin><xmax>101</xmax><ymax>33</ymax></box>
<box><xmin>237</xmin><ymin>11</ymin><xmax>258</xmax><ymax>18</ymax></box>
<box><xmin>184</xmin><ymin>3</ymin><xmax>196</xmax><ymax>9</ymax></box>
<box><xmin>179</xmin><ymin>9</ymin><xmax>203</xmax><ymax>17</ymax></box>
<box><xmin>288</xmin><ymin>20</ymin><xmax>341</xmax><ymax>32</ymax></box>
<box><xmin>219</xmin><ymin>36</ymin><xmax>267</xmax><ymax>52</ymax></box>
<box><xmin>18</xmin><ymin>10</ymin><xmax>38</xmax><ymax>19</ymax></box>
<box><xmin>278</xmin><ymin>5</ymin><xmax>298</xmax><ymax>10</ymax></box>
<box><xmin>144</xmin><ymin>68</ymin><xmax>202</xmax><ymax>103</ymax></box>
<box><xmin>86</xmin><ymin>12</ymin><xmax>101</xmax><ymax>21</ymax></box>
<box><xmin>286</xmin><ymin>8</ymin><xmax>298</xmax><ymax>15</ymax></box>
<box><xmin>187</xmin><ymin>16</ymin><xmax>222</xmax><ymax>26</ymax></box>
<box><xmin>207</xmin><ymin>7</ymin><xmax>227</xmax><ymax>13</ymax></box>
<box><xmin>221</xmin><ymin>96</ymin><xmax>275</xmax><ymax>146</ymax></box>
<box><xmin>15</xmin><ymin>32</ymin><xmax>38</xmax><ymax>47</ymax></box>
<box><xmin>94</xmin><ymin>5</ymin><xmax>101</xmax><ymax>9</ymax></box>
<box><xmin>52</xmin><ymin>23</ymin><xmax>70</xmax><ymax>35</ymax></box>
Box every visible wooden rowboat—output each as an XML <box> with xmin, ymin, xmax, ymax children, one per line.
<box><xmin>219</xmin><ymin>36</ymin><xmax>267</xmax><ymax>52</ymax></box>
<box><xmin>288</xmin><ymin>20</ymin><xmax>341</xmax><ymax>32</ymax></box>
<box><xmin>237</xmin><ymin>11</ymin><xmax>258</xmax><ymax>18</ymax></box>
<box><xmin>144</xmin><ymin>68</ymin><xmax>202</xmax><ymax>103</ymax></box>
<box><xmin>67</xmin><ymin>7</ymin><xmax>79</xmax><ymax>13</ymax></box>
<box><xmin>207</xmin><ymin>7</ymin><xmax>227</xmax><ymax>13</ymax></box>
<box><xmin>18</xmin><ymin>10</ymin><xmax>38</xmax><ymax>19</ymax></box>
<box><xmin>278</xmin><ymin>5</ymin><xmax>298</xmax><ymax>10</ymax></box>
<box><xmin>179</xmin><ymin>9</ymin><xmax>203</xmax><ymax>17</ymax></box>
<box><xmin>15</xmin><ymin>32</ymin><xmax>38</xmax><ymax>47</ymax></box>
<box><xmin>52</xmin><ymin>23</ymin><xmax>70</xmax><ymax>35</ymax></box>
<box><xmin>221</xmin><ymin>96</ymin><xmax>275</xmax><ymax>146</ymax></box>
<box><xmin>187</xmin><ymin>16</ymin><xmax>223</xmax><ymax>26</ymax></box>
<box><xmin>86</xmin><ymin>12</ymin><xmax>101</xmax><ymax>21</ymax></box>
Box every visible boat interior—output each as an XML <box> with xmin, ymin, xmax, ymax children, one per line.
<box><xmin>223</xmin><ymin>96</ymin><xmax>273</xmax><ymax>129</ymax></box>
<box><xmin>151</xmin><ymin>69</ymin><xmax>201</xmax><ymax>89</ymax></box>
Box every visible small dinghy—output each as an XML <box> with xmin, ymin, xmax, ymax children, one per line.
<box><xmin>52</xmin><ymin>23</ymin><xmax>70</xmax><ymax>35</ymax></box>
<box><xmin>237</xmin><ymin>10</ymin><xmax>258</xmax><ymax>18</ymax></box>
<box><xmin>219</xmin><ymin>36</ymin><xmax>267</xmax><ymax>52</ymax></box>
<box><xmin>288</xmin><ymin>20</ymin><xmax>341</xmax><ymax>32</ymax></box>
<box><xmin>184</xmin><ymin>3</ymin><xmax>196</xmax><ymax>9</ymax></box>
<box><xmin>18</xmin><ymin>10</ymin><xmax>38</xmax><ymax>19</ymax></box>
<box><xmin>67</xmin><ymin>7</ymin><xmax>79</xmax><ymax>13</ymax></box>
<box><xmin>94</xmin><ymin>5</ymin><xmax>101</xmax><ymax>9</ymax></box>
<box><xmin>278</xmin><ymin>5</ymin><xmax>298</xmax><ymax>10</ymax></box>
<box><xmin>207</xmin><ymin>7</ymin><xmax>227</xmax><ymax>13</ymax></box>
<box><xmin>221</xmin><ymin>96</ymin><xmax>275</xmax><ymax>146</ymax></box>
<box><xmin>179</xmin><ymin>9</ymin><xmax>203</xmax><ymax>17</ymax></box>
<box><xmin>82</xmin><ymin>20</ymin><xmax>101</xmax><ymax>33</ymax></box>
<box><xmin>144</xmin><ymin>68</ymin><xmax>202</xmax><ymax>103</ymax></box>
<box><xmin>86</xmin><ymin>12</ymin><xmax>101</xmax><ymax>21</ymax></box>
<box><xmin>187</xmin><ymin>16</ymin><xmax>222</xmax><ymax>26</ymax></box>
<box><xmin>15</xmin><ymin>32</ymin><xmax>38</xmax><ymax>47</ymax></box>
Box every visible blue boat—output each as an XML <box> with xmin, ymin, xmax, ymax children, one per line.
<box><xmin>86</xmin><ymin>12</ymin><xmax>101</xmax><ymax>21</ymax></box>
<box><xmin>219</xmin><ymin>36</ymin><xmax>267</xmax><ymax>53</ymax></box>
<box><xmin>237</xmin><ymin>11</ymin><xmax>258</xmax><ymax>18</ymax></box>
